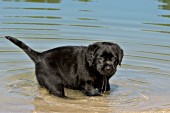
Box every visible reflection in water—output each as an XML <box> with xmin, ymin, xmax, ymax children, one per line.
<box><xmin>159</xmin><ymin>0</ymin><xmax>170</xmax><ymax>20</ymax></box>
<box><xmin>11</xmin><ymin>0</ymin><xmax>61</xmax><ymax>3</ymax></box>
<box><xmin>6</xmin><ymin>16</ymin><xmax>62</xmax><ymax>19</ymax></box>
<box><xmin>143</xmin><ymin>0</ymin><xmax>170</xmax><ymax>34</ymax></box>
<box><xmin>3</xmin><ymin>0</ymin><xmax>93</xmax><ymax>3</ymax></box>
<box><xmin>78</xmin><ymin>0</ymin><xmax>92</xmax><ymax>2</ymax></box>
<box><xmin>159</xmin><ymin>0</ymin><xmax>170</xmax><ymax>10</ymax></box>
<box><xmin>3</xmin><ymin>7</ymin><xmax>60</xmax><ymax>10</ymax></box>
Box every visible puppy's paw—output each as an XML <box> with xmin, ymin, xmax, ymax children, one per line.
<box><xmin>85</xmin><ymin>88</ymin><xmax>101</xmax><ymax>96</ymax></box>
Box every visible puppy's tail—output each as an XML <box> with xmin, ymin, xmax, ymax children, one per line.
<box><xmin>5</xmin><ymin>36</ymin><xmax>41</xmax><ymax>63</ymax></box>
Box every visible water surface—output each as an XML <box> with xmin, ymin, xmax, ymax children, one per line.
<box><xmin>0</xmin><ymin>0</ymin><xmax>170</xmax><ymax>112</ymax></box>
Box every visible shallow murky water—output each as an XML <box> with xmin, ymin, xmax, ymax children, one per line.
<box><xmin>0</xmin><ymin>0</ymin><xmax>170</xmax><ymax>113</ymax></box>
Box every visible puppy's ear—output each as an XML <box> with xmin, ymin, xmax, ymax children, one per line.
<box><xmin>118</xmin><ymin>48</ymin><xmax>124</xmax><ymax>66</ymax></box>
<box><xmin>86</xmin><ymin>43</ymin><xmax>98</xmax><ymax>66</ymax></box>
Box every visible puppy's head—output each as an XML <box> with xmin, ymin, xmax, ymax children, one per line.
<box><xmin>86</xmin><ymin>42</ymin><xmax>124</xmax><ymax>76</ymax></box>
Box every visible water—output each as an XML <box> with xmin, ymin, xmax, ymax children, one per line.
<box><xmin>0</xmin><ymin>0</ymin><xmax>170</xmax><ymax>112</ymax></box>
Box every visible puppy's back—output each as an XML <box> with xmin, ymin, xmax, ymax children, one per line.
<box><xmin>41</xmin><ymin>46</ymin><xmax>87</xmax><ymax>67</ymax></box>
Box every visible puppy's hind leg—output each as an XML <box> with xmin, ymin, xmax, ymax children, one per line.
<box><xmin>44</xmin><ymin>77</ymin><xmax>65</xmax><ymax>98</ymax></box>
<box><xmin>48</xmin><ymin>83</ymin><xmax>65</xmax><ymax>98</ymax></box>
<box><xmin>36</xmin><ymin>72</ymin><xmax>66</xmax><ymax>98</ymax></box>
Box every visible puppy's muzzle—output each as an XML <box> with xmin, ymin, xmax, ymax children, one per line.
<box><xmin>104</xmin><ymin>61</ymin><xmax>115</xmax><ymax>72</ymax></box>
<box><xmin>103</xmin><ymin>64</ymin><xmax>116</xmax><ymax>75</ymax></box>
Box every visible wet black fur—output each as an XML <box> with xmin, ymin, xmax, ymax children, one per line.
<box><xmin>5</xmin><ymin>36</ymin><xmax>124</xmax><ymax>98</ymax></box>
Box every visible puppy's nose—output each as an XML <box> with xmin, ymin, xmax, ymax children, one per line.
<box><xmin>105</xmin><ymin>66</ymin><xmax>111</xmax><ymax>71</ymax></box>
<box><xmin>106</xmin><ymin>61</ymin><xmax>112</xmax><ymax>65</ymax></box>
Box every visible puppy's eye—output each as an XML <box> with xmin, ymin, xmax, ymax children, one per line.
<box><xmin>97</xmin><ymin>57</ymin><xmax>103</xmax><ymax>62</ymax></box>
<box><xmin>114</xmin><ymin>60</ymin><xmax>119</xmax><ymax>65</ymax></box>
<box><xmin>111</xmin><ymin>57</ymin><xmax>117</xmax><ymax>61</ymax></box>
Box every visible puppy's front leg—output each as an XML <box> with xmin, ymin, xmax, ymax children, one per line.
<box><xmin>106</xmin><ymin>78</ymin><xmax>111</xmax><ymax>91</ymax></box>
<box><xmin>83</xmin><ymin>81</ymin><xmax>101</xmax><ymax>96</ymax></box>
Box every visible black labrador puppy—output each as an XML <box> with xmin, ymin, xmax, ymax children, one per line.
<box><xmin>5</xmin><ymin>36</ymin><xmax>124</xmax><ymax>98</ymax></box>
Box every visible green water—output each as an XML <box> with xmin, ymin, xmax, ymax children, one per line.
<box><xmin>0</xmin><ymin>0</ymin><xmax>170</xmax><ymax>112</ymax></box>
